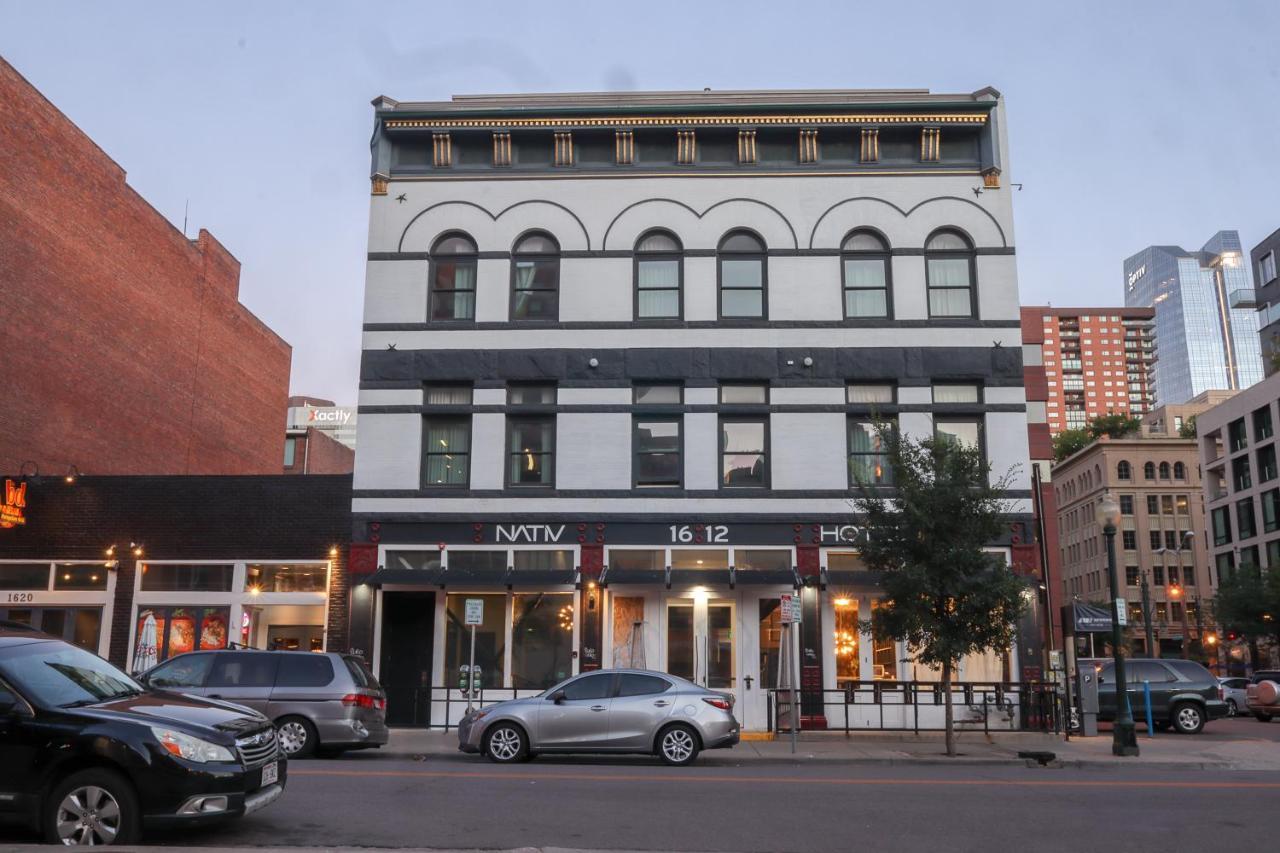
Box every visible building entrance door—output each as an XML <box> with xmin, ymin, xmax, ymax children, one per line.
<box><xmin>379</xmin><ymin>591</ymin><xmax>435</xmax><ymax>727</ymax></box>
<box><xmin>664</xmin><ymin>598</ymin><xmax>735</xmax><ymax>691</ymax></box>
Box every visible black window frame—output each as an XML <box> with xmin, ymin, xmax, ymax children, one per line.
<box><xmin>924</xmin><ymin>228</ymin><xmax>977</xmax><ymax>320</ymax></box>
<box><xmin>1254</xmin><ymin>406</ymin><xmax>1274</xmax><ymax>441</ymax></box>
<box><xmin>1212</xmin><ymin>506</ymin><xmax>1232</xmax><ymax>546</ymax></box>
<box><xmin>1173</xmin><ymin>461</ymin><xmax>1186</xmax><ymax>480</ymax></box>
<box><xmin>1238</xmin><ymin>497</ymin><xmax>1258</xmax><ymax>540</ymax></box>
<box><xmin>1258</xmin><ymin>444</ymin><xmax>1278</xmax><ymax>483</ymax></box>
<box><xmin>848</xmin><ymin>417</ymin><xmax>895</xmax><ymax>488</ymax></box>
<box><xmin>422</xmin><ymin>415</ymin><xmax>472</xmax><ymax>489</ymax></box>
<box><xmin>719</xmin><ymin>383</ymin><xmax>770</xmax><ymax>405</ymax></box>
<box><xmin>1119</xmin><ymin>494</ymin><xmax>1134</xmax><ymax>515</ymax></box>
<box><xmin>840</xmin><ymin>229</ymin><xmax>892</xmax><ymax>320</ymax></box>
<box><xmin>505</xmin><ymin>414</ymin><xmax>556</xmax><ymax>490</ymax></box>
<box><xmin>633</xmin><ymin>383</ymin><xmax>684</xmax><ymax>405</ymax></box>
<box><xmin>507</xmin><ymin>382</ymin><xmax>556</xmax><ymax>406</ymax></box>
<box><xmin>428</xmin><ymin>231</ymin><xmax>479</xmax><ymax>322</ymax></box>
<box><xmin>933</xmin><ymin>416</ymin><xmax>985</xmax><ymax>460</ymax></box>
<box><xmin>509</xmin><ymin>230</ymin><xmax>561</xmax><ymax>322</ymax></box>
<box><xmin>633</xmin><ymin>229</ymin><xmax>684</xmax><ymax>320</ymax></box>
<box><xmin>1116</xmin><ymin>460</ymin><xmax>1132</xmax><ymax>481</ymax></box>
<box><xmin>632</xmin><ymin>416</ymin><xmax>683</xmax><ymax>489</ymax></box>
<box><xmin>719</xmin><ymin>415</ymin><xmax>769</xmax><ymax>490</ymax></box>
<box><xmin>1158</xmin><ymin>461</ymin><xmax>1171</xmax><ymax>480</ymax></box>
<box><xmin>1143</xmin><ymin>462</ymin><xmax>1156</xmax><ymax>481</ymax></box>
<box><xmin>1229</xmin><ymin>418</ymin><xmax>1248</xmax><ymax>453</ymax></box>
<box><xmin>717</xmin><ymin>229</ymin><xmax>768</xmax><ymax>320</ymax></box>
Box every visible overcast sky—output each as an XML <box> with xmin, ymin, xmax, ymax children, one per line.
<box><xmin>4</xmin><ymin>0</ymin><xmax>1278</xmax><ymax>404</ymax></box>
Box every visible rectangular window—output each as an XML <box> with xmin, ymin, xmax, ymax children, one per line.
<box><xmin>1176</xmin><ymin>494</ymin><xmax>1189</xmax><ymax>515</ymax></box>
<box><xmin>0</xmin><ymin>563</ymin><xmax>51</xmax><ymax>590</ymax></box>
<box><xmin>934</xmin><ymin>417</ymin><xmax>983</xmax><ymax>453</ymax></box>
<box><xmin>671</xmin><ymin>549</ymin><xmax>729</xmax><ymax>569</ymax></box>
<box><xmin>849</xmin><ymin>419</ymin><xmax>894</xmax><ymax>486</ymax></box>
<box><xmin>932</xmin><ymin>383</ymin><xmax>981</xmax><ymax>404</ymax></box>
<box><xmin>1233</xmin><ymin>456</ymin><xmax>1252</xmax><ymax>491</ymax></box>
<box><xmin>1216</xmin><ymin>551</ymin><xmax>1234</xmax><ymax>581</ymax></box>
<box><xmin>511</xmin><ymin>254</ymin><xmax>559</xmax><ymax>320</ymax></box>
<box><xmin>833</xmin><ymin>596</ymin><xmax>860</xmax><ymax>684</ymax></box>
<box><xmin>634</xmin><ymin>384</ymin><xmax>682</xmax><ymax>405</ymax></box>
<box><xmin>245</xmin><ymin>563</ymin><xmax>328</xmax><ymax>593</ymax></box>
<box><xmin>507</xmin><ymin>417</ymin><xmax>555</xmax><ymax>488</ymax></box>
<box><xmin>1153</xmin><ymin>564</ymin><xmax>1165</xmax><ymax>585</ymax></box>
<box><xmin>1259</xmin><ymin>445</ymin><xmax>1277</xmax><ymax>483</ymax></box>
<box><xmin>423</xmin><ymin>417</ymin><xmax>471</xmax><ymax>487</ymax></box>
<box><xmin>1164</xmin><ymin>530</ymin><xmax>1178</xmax><ymax>550</ymax></box>
<box><xmin>445</xmin><ymin>593</ymin><xmax>505</xmax><ymax>689</ymax></box>
<box><xmin>1161</xmin><ymin>495</ymin><xmax>1175</xmax><ymax>515</ymax></box>
<box><xmin>511</xmin><ymin>592</ymin><xmax>574</xmax><ymax>689</ymax></box>
<box><xmin>1146</xmin><ymin>495</ymin><xmax>1159</xmax><ymax>515</ymax></box>
<box><xmin>1268</xmin><ymin>538</ymin><xmax>1280</xmax><ymax>569</ymax></box>
<box><xmin>430</xmin><ymin>253</ymin><xmax>477</xmax><ymax>320</ymax></box>
<box><xmin>508</xmin><ymin>384</ymin><xmax>555</xmax><ymax>406</ymax></box>
<box><xmin>843</xmin><ymin>257</ymin><xmax>889</xmax><ymax>318</ymax></box>
<box><xmin>1263</xmin><ymin>489</ymin><xmax>1280</xmax><ymax>533</ymax></box>
<box><xmin>1149</xmin><ymin>531</ymin><xmax>1162</xmax><ymax>550</ymax></box>
<box><xmin>1261</xmin><ymin>250</ymin><xmax>1277</xmax><ymax>284</ymax></box>
<box><xmin>139</xmin><ymin>564</ymin><xmax>234</xmax><ymax>592</ymax></box>
<box><xmin>1238</xmin><ymin>498</ymin><xmax>1258</xmax><ymax>539</ymax></box>
<box><xmin>1241</xmin><ymin>545</ymin><xmax>1260</xmax><ymax>570</ymax></box>
<box><xmin>512</xmin><ymin>550</ymin><xmax>573</xmax><ymax>571</ymax></box>
<box><xmin>53</xmin><ymin>564</ymin><xmax>108</xmax><ymax>590</ymax></box>
<box><xmin>719</xmin><ymin>257</ymin><xmax>765</xmax><ymax>318</ymax></box>
<box><xmin>634</xmin><ymin>418</ymin><xmax>682</xmax><ymax>487</ymax></box>
<box><xmin>1122</xmin><ymin>530</ymin><xmax>1137</xmax><ymax>551</ymax></box>
<box><xmin>736</xmin><ymin>549</ymin><xmax>791</xmax><ymax>570</ymax></box>
<box><xmin>926</xmin><ymin>257</ymin><xmax>974</xmax><ymax>318</ymax></box>
<box><xmin>1229</xmin><ymin>418</ymin><xmax>1248</xmax><ymax>452</ymax></box>
<box><xmin>870</xmin><ymin>599</ymin><xmax>897</xmax><ymax>680</ymax></box>
<box><xmin>636</xmin><ymin>256</ymin><xmax>681</xmax><ymax>319</ymax></box>
<box><xmin>1119</xmin><ymin>495</ymin><xmax>1134</xmax><ymax>515</ymax></box>
<box><xmin>1254</xmin><ymin>406</ymin><xmax>1274</xmax><ymax>441</ymax></box>
<box><xmin>1212</xmin><ymin>506</ymin><xmax>1232</xmax><ymax>546</ymax></box>
<box><xmin>609</xmin><ymin>549</ymin><xmax>663</xmax><ymax>571</ymax></box>
<box><xmin>283</xmin><ymin>437</ymin><xmax>296</xmax><ymax>467</ymax></box>
<box><xmin>425</xmin><ymin>384</ymin><xmax>473</xmax><ymax>405</ymax></box>
<box><xmin>1125</xmin><ymin>565</ymin><xmax>1139</xmax><ymax>586</ymax></box>
<box><xmin>720</xmin><ymin>418</ymin><xmax>767</xmax><ymax>488</ymax></box>
<box><xmin>846</xmin><ymin>384</ymin><xmax>895</xmax><ymax>404</ymax></box>
<box><xmin>720</xmin><ymin>383</ymin><xmax>768</xmax><ymax>404</ymax></box>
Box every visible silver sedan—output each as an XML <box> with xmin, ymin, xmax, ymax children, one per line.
<box><xmin>457</xmin><ymin>669</ymin><xmax>739</xmax><ymax>766</ymax></box>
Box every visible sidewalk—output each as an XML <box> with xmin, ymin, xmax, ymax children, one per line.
<box><xmin>382</xmin><ymin>727</ymin><xmax>1280</xmax><ymax>771</ymax></box>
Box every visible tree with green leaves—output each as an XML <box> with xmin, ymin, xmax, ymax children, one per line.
<box><xmin>1214</xmin><ymin>563</ymin><xmax>1280</xmax><ymax>670</ymax></box>
<box><xmin>1051</xmin><ymin>413</ymin><xmax>1143</xmax><ymax>462</ymax></box>
<box><xmin>853</xmin><ymin>424</ymin><xmax>1027</xmax><ymax>756</ymax></box>
<box><xmin>1178</xmin><ymin>416</ymin><xmax>1197</xmax><ymax>439</ymax></box>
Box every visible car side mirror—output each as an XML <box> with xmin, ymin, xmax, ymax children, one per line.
<box><xmin>549</xmin><ymin>689</ymin><xmax>566</xmax><ymax>705</ymax></box>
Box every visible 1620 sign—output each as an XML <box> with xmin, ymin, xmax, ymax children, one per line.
<box><xmin>669</xmin><ymin>525</ymin><xmax>729</xmax><ymax>544</ymax></box>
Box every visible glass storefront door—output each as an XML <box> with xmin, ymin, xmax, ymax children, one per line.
<box><xmin>664</xmin><ymin>598</ymin><xmax>734</xmax><ymax>689</ymax></box>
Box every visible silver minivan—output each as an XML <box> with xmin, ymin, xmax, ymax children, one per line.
<box><xmin>140</xmin><ymin>650</ymin><xmax>388</xmax><ymax>758</ymax></box>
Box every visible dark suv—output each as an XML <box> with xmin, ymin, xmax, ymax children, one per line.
<box><xmin>1092</xmin><ymin>658</ymin><xmax>1228</xmax><ymax>734</ymax></box>
<box><xmin>0</xmin><ymin>624</ymin><xmax>285</xmax><ymax>845</ymax></box>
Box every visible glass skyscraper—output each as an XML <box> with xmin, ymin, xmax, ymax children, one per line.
<box><xmin>1123</xmin><ymin>231</ymin><xmax>1262</xmax><ymax>405</ymax></box>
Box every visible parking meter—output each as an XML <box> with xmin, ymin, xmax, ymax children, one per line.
<box><xmin>458</xmin><ymin>665</ymin><xmax>471</xmax><ymax>698</ymax></box>
<box><xmin>1076</xmin><ymin>665</ymin><xmax>1099</xmax><ymax>736</ymax></box>
<box><xmin>471</xmin><ymin>666</ymin><xmax>482</xmax><ymax>697</ymax></box>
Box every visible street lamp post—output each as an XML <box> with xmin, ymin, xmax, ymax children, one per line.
<box><xmin>1139</xmin><ymin>568</ymin><xmax>1156</xmax><ymax>655</ymax></box>
<box><xmin>1098</xmin><ymin>492</ymin><xmax>1139</xmax><ymax>756</ymax></box>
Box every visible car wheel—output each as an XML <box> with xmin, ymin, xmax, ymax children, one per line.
<box><xmin>276</xmin><ymin>716</ymin><xmax>318</xmax><ymax>759</ymax></box>
<box><xmin>44</xmin><ymin>767</ymin><xmax>140</xmax><ymax>846</ymax></box>
<box><xmin>1255</xmin><ymin>712</ymin><xmax>1274</xmax><ymax>722</ymax></box>
<box><xmin>484</xmin><ymin>723</ymin><xmax>529</xmax><ymax>763</ymax></box>
<box><xmin>656</xmin><ymin>724</ymin><xmax>700</xmax><ymax>767</ymax></box>
<box><xmin>1227</xmin><ymin>699</ymin><xmax>1238</xmax><ymax>717</ymax></box>
<box><xmin>1171</xmin><ymin>702</ymin><xmax>1205</xmax><ymax>734</ymax></box>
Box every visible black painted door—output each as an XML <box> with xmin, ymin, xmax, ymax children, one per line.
<box><xmin>380</xmin><ymin>592</ymin><xmax>435</xmax><ymax>726</ymax></box>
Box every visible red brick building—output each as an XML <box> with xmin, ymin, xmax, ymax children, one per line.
<box><xmin>0</xmin><ymin>57</ymin><xmax>290</xmax><ymax>476</ymax></box>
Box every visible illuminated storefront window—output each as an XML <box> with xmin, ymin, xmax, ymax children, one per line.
<box><xmin>833</xmin><ymin>596</ymin><xmax>860</xmax><ymax>684</ymax></box>
<box><xmin>511</xmin><ymin>592</ymin><xmax>574</xmax><ymax>688</ymax></box>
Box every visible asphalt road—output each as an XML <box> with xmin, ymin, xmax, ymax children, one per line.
<box><xmin>5</xmin><ymin>748</ymin><xmax>1278</xmax><ymax>852</ymax></box>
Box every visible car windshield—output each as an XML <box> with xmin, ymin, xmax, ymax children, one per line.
<box><xmin>0</xmin><ymin>641</ymin><xmax>143</xmax><ymax>708</ymax></box>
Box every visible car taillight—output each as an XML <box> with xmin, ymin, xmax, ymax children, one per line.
<box><xmin>342</xmin><ymin>693</ymin><xmax>386</xmax><ymax>711</ymax></box>
<box><xmin>1218</xmin><ymin>686</ymin><xmax>1224</xmax><ymax>701</ymax></box>
<box><xmin>702</xmin><ymin>697</ymin><xmax>732</xmax><ymax>711</ymax></box>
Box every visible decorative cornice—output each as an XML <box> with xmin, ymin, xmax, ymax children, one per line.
<box><xmin>385</xmin><ymin>112</ymin><xmax>989</xmax><ymax>130</ymax></box>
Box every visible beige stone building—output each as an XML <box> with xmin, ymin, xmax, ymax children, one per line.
<box><xmin>1054</xmin><ymin>436</ymin><xmax>1214</xmax><ymax>655</ymax></box>
<box><xmin>1143</xmin><ymin>389</ymin><xmax>1238</xmax><ymax>437</ymax></box>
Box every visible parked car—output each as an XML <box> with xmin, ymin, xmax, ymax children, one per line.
<box><xmin>139</xmin><ymin>648</ymin><xmax>388</xmax><ymax>758</ymax></box>
<box><xmin>458</xmin><ymin>669</ymin><xmax>739</xmax><ymax>766</ymax></box>
<box><xmin>1244</xmin><ymin>670</ymin><xmax>1280</xmax><ymax>722</ymax></box>
<box><xmin>1092</xmin><ymin>658</ymin><xmax>1228</xmax><ymax>734</ymax></box>
<box><xmin>1218</xmin><ymin>677</ymin><xmax>1250</xmax><ymax>716</ymax></box>
<box><xmin>0</xmin><ymin>622</ymin><xmax>284</xmax><ymax>845</ymax></box>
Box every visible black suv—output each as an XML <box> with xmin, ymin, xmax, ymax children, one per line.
<box><xmin>1090</xmin><ymin>657</ymin><xmax>1228</xmax><ymax>734</ymax></box>
<box><xmin>0</xmin><ymin>623</ymin><xmax>286</xmax><ymax>844</ymax></box>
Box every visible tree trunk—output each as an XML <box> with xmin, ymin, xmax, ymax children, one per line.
<box><xmin>943</xmin><ymin>659</ymin><xmax>955</xmax><ymax>757</ymax></box>
<box><xmin>1249</xmin><ymin>638</ymin><xmax>1262</xmax><ymax>673</ymax></box>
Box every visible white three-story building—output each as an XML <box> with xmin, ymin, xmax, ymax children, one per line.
<box><xmin>349</xmin><ymin>88</ymin><xmax>1034</xmax><ymax>731</ymax></box>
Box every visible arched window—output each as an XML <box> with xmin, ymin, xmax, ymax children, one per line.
<box><xmin>1159</xmin><ymin>462</ymin><xmax>1171</xmax><ymax>480</ymax></box>
<box><xmin>1117</xmin><ymin>460</ymin><xmax>1132</xmax><ymax>480</ymax></box>
<box><xmin>510</xmin><ymin>232</ymin><xmax>560</xmax><ymax>320</ymax></box>
<box><xmin>1143</xmin><ymin>462</ymin><xmax>1156</xmax><ymax>480</ymax></box>
<box><xmin>718</xmin><ymin>230</ymin><xmax>766</xmax><ymax>319</ymax></box>
<box><xmin>429</xmin><ymin>233</ymin><xmax>477</xmax><ymax>321</ymax></box>
<box><xmin>841</xmin><ymin>230</ymin><xmax>891</xmax><ymax>319</ymax></box>
<box><xmin>1173</xmin><ymin>461</ymin><xmax>1186</xmax><ymax>480</ymax></box>
<box><xmin>634</xmin><ymin>230</ymin><xmax>682</xmax><ymax>319</ymax></box>
<box><xmin>925</xmin><ymin>229</ymin><xmax>976</xmax><ymax>319</ymax></box>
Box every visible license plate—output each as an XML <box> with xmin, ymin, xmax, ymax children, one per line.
<box><xmin>260</xmin><ymin>761</ymin><xmax>278</xmax><ymax>788</ymax></box>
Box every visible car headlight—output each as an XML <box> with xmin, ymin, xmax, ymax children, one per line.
<box><xmin>469</xmin><ymin>708</ymin><xmax>492</xmax><ymax>723</ymax></box>
<box><xmin>150</xmin><ymin>726</ymin><xmax>236</xmax><ymax>763</ymax></box>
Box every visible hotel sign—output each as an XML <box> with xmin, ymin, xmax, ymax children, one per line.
<box><xmin>0</xmin><ymin>479</ymin><xmax>27</xmax><ymax>528</ymax></box>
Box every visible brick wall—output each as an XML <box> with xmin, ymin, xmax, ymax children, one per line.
<box><xmin>0</xmin><ymin>57</ymin><xmax>291</xmax><ymax>476</ymax></box>
<box><xmin>0</xmin><ymin>475</ymin><xmax>351</xmax><ymax>666</ymax></box>
<box><xmin>284</xmin><ymin>428</ymin><xmax>355</xmax><ymax>475</ymax></box>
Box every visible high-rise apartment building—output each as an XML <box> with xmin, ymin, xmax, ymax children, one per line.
<box><xmin>1124</xmin><ymin>232</ymin><xmax>1262</xmax><ymax>406</ymax></box>
<box><xmin>1021</xmin><ymin>307</ymin><xmax>1155</xmax><ymax>435</ymax></box>
<box><xmin>1251</xmin><ymin>227</ymin><xmax>1280</xmax><ymax>375</ymax></box>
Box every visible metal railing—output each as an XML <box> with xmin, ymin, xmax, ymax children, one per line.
<box><xmin>766</xmin><ymin>681</ymin><xmax>1064</xmax><ymax>735</ymax></box>
<box><xmin>386</xmin><ymin>686</ymin><xmax>545</xmax><ymax>730</ymax></box>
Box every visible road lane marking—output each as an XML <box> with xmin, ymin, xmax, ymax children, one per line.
<box><xmin>291</xmin><ymin>769</ymin><xmax>1280</xmax><ymax>789</ymax></box>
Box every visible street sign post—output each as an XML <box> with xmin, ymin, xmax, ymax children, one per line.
<box><xmin>464</xmin><ymin>598</ymin><xmax>483</xmax><ymax>712</ymax></box>
<box><xmin>777</xmin><ymin>594</ymin><xmax>800</xmax><ymax>754</ymax></box>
